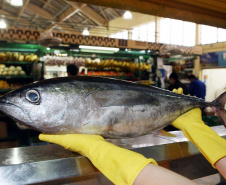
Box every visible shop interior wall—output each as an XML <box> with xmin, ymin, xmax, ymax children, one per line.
<box><xmin>202</xmin><ymin>68</ymin><xmax>226</xmax><ymax>101</ymax></box>
<box><xmin>201</xmin><ymin>42</ymin><xmax>226</xmax><ymax>101</ymax></box>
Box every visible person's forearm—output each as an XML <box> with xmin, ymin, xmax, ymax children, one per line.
<box><xmin>133</xmin><ymin>164</ymin><xmax>198</xmax><ymax>185</ymax></box>
<box><xmin>215</xmin><ymin>157</ymin><xmax>226</xmax><ymax>179</ymax></box>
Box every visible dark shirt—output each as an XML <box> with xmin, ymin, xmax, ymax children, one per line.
<box><xmin>168</xmin><ymin>80</ymin><xmax>189</xmax><ymax>95</ymax></box>
<box><xmin>189</xmin><ymin>79</ymin><xmax>206</xmax><ymax>99</ymax></box>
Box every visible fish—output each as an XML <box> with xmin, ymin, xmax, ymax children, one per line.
<box><xmin>0</xmin><ymin>76</ymin><xmax>225</xmax><ymax>138</ymax></box>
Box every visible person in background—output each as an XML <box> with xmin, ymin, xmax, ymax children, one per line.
<box><xmin>168</xmin><ymin>72</ymin><xmax>189</xmax><ymax>95</ymax></box>
<box><xmin>188</xmin><ymin>74</ymin><xmax>206</xmax><ymax>100</ymax></box>
<box><xmin>67</xmin><ymin>64</ymin><xmax>79</xmax><ymax>76</ymax></box>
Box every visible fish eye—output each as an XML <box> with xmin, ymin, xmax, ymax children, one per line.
<box><xmin>26</xmin><ymin>90</ymin><xmax>40</xmax><ymax>103</ymax></box>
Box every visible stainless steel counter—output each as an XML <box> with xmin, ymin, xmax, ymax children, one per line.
<box><xmin>0</xmin><ymin>125</ymin><xmax>225</xmax><ymax>184</ymax></box>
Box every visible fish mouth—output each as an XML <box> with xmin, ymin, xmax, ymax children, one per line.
<box><xmin>0</xmin><ymin>101</ymin><xmax>32</xmax><ymax>126</ymax></box>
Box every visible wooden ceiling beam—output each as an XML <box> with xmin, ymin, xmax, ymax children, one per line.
<box><xmin>66</xmin><ymin>1</ymin><xmax>107</xmax><ymax>26</ymax></box>
<box><xmin>0</xmin><ymin>9</ymin><xmax>13</xmax><ymax>16</ymax></box>
<box><xmin>27</xmin><ymin>2</ymin><xmax>53</xmax><ymax>19</ymax></box>
<box><xmin>45</xmin><ymin>6</ymin><xmax>79</xmax><ymax>31</ymax></box>
<box><xmin>69</xmin><ymin>0</ymin><xmax>226</xmax><ymax>29</ymax></box>
<box><xmin>177</xmin><ymin>0</ymin><xmax>226</xmax><ymax>12</ymax></box>
<box><xmin>109</xmin><ymin>8</ymin><xmax>120</xmax><ymax>17</ymax></box>
<box><xmin>99</xmin><ymin>7</ymin><xmax>108</xmax><ymax>20</ymax></box>
<box><xmin>77</xmin><ymin>11</ymin><xmax>96</xmax><ymax>25</ymax></box>
<box><xmin>42</xmin><ymin>0</ymin><xmax>52</xmax><ymax>9</ymax></box>
<box><xmin>18</xmin><ymin>0</ymin><xmax>30</xmax><ymax>16</ymax></box>
<box><xmin>57</xmin><ymin>6</ymin><xmax>79</xmax><ymax>22</ymax></box>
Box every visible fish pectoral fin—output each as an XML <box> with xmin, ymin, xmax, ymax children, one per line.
<box><xmin>87</xmin><ymin>90</ymin><xmax>159</xmax><ymax>107</ymax></box>
<box><xmin>154</xmin><ymin>130</ymin><xmax>176</xmax><ymax>137</ymax></box>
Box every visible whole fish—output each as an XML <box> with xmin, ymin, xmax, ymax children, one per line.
<box><xmin>0</xmin><ymin>76</ymin><xmax>225</xmax><ymax>138</ymax></box>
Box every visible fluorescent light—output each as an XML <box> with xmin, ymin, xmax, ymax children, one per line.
<box><xmin>82</xmin><ymin>28</ymin><xmax>89</xmax><ymax>36</ymax></box>
<box><xmin>10</xmin><ymin>0</ymin><xmax>23</xmax><ymax>6</ymax></box>
<box><xmin>59</xmin><ymin>44</ymin><xmax>70</xmax><ymax>47</ymax></box>
<box><xmin>56</xmin><ymin>53</ymin><xmax>68</xmax><ymax>57</ymax></box>
<box><xmin>47</xmin><ymin>47</ymin><xmax>50</xmax><ymax>50</ymax></box>
<box><xmin>123</xmin><ymin>11</ymin><xmax>132</xmax><ymax>20</ymax></box>
<box><xmin>79</xmin><ymin>45</ymin><xmax>119</xmax><ymax>52</ymax></box>
<box><xmin>80</xmin><ymin>49</ymin><xmax>116</xmax><ymax>54</ymax></box>
<box><xmin>70</xmin><ymin>49</ymin><xmax>79</xmax><ymax>52</ymax></box>
<box><xmin>0</xmin><ymin>20</ymin><xmax>6</xmax><ymax>29</ymax></box>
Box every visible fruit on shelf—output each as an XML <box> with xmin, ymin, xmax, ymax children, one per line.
<box><xmin>6</xmin><ymin>52</ymin><xmax>12</xmax><ymax>61</ymax></box>
<box><xmin>44</xmin><ymin>56</ymin><xmax>85</xmax><ymax>67</ymax></box>
<box><xmin>12</xmin><ymin>52</ymin><xmax>19</xmax><ymax>61</ymax></box>
<box><xmin>16</xmin><ymin>66</ymin><xmax>22</xmax><ymax>71</ymax></box>
<box><xmin>18</xmin><ymin>54</ymin><xmax>24</xmax><ymax>62</ymax></box>
<box><xmin>85</xmin><ymin>59</ymin><xmax>151</xmax><ymax>72</ymax></box>
<box><xmin>19</xmin><ymin>71</ymin><xmax>26</xmax><ymax>76</ymax></box>
<box><xmin>9</xmin><ymin>66</ymin><xmax>15</xmax><ymax>71</ymax></box>
<box><xmin>0</xmin><ymin>53</ymin><xmax>5</xmax><ymax>61</ymax></box>
<box><xmin>0</xmin><ymin>51</ymin><xmax>39</xmax><ymax>62</ymax></box>
<box><xmin>86</xmin><ymin>71</ymin><xmax>134</xmax><ymax>77</ymax></box>
<box><xmin>0</xmin><ymin>80</ymin><xmax>9</xmax><ymax>89</ymax></box>
<box><xmin>0</xmin><ymin>65</ymin><xmax>26</xmax><ymax>76</ymax></box>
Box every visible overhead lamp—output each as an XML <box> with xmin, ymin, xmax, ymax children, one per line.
<box><xmin>10</xmin><ymin>0</ymin><xmax>23</xmax><ymax>6</ymax></box>
<box><xmin>82</xmin><ymin>28</ymin><xmax>89</xmax><ymax>36</ymax></box>
<box><xmin>123</xmin><ymin>11</ymin><xmax>132</xmax><ymax>20</ymax></box>
<box><xmin>0</xmin><ymin>20</ymin><xmax>6</xmax><ymax>29</ymax></box>
<box><xmin>79</xmin><ymin>45</ymin><xmax>119</xmax><ymax>52</ymax></box>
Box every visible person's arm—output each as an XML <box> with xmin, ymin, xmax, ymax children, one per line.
<box><xmin>172</xmin><ymin>108</ymin><xmax>226</xmax><ymax>178</ymax></box>
<box><xmin>39</xmin><ymin>134</ymin><xmax>197</xmax><ymax>185</ymax></box>
<box><xmin>215</xmin><ymin>157</ymin><xmax>226</xmax><ymax>178</ymax></box>
<box><xmin>133</xmin><ymin>163</ymin><xmax>197</xmax><ymax>185</ymax></box>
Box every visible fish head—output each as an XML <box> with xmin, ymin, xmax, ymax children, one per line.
<box><xmin>0</xmin><ymin>80</ymin><xmax>84</xmax><ymax>133</ymax></box>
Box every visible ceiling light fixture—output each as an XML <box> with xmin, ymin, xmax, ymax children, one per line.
<box><xmin>82</xmin><ymin>28</ymin><xmax>89</xmax><ymax>36</ymax></box>
<box><xmin>79</xmin><ymin>45</ymin><xmax>119</xmax><ymax>52</ymax></box>
<box><xmin>10</xmin><ymin>0</ymin><xmax>23</xmax><ymax>6</ymax></box>
<box><xmin>123</xmin><ymin>11</ymin><xmax>132</xmax><ymax>20</ymax></box>
<box><xmin>0</xmin><ymin>20</ymin><xmax>6</xmax><ymax>29</ymax></box>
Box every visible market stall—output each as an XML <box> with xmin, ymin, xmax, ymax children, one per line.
<box><xmin>0</xmin><ymin>0</ymin><xmax>225</xmax><ymax>184</ymax></box>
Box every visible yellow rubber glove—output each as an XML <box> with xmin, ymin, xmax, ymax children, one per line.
<box><xmin>172</xmin><ymin>108</ymin><xmax>226</xmax><ymax>167</ymax></box>
<box><xmin>39</xmin><ymin>134</ymin><xmax>157</xmax><ymax>185</ymax></box>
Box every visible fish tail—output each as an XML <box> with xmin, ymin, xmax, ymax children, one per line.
<box><xmin>212</xmin><ymin>91</ymin><xmax>226</xmax><ymax>128</ymax></box>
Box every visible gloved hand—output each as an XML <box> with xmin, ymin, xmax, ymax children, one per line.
<box><xmin>39</xmin><ymin>134</ymin><xmax>157</xmax><ymax>185</ymax></box>
<box><xmin>172</xmin><ymin>107</ymin><xmax>226</xmax><ymax>168</ymax></box>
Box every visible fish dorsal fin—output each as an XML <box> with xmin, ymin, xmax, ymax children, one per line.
<box><xmin>87</xmin><ymin>90</ymin><xmax>159</xmax><ymax>107</ymax></box>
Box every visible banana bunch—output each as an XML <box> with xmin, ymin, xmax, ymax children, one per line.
<box><xmin>85</xmin><ymin>59</ymin><xmax>151</xmax><ymax>72</ymax></box>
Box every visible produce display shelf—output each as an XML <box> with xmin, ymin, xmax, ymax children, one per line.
<box><xmin>81</xmin><ymin>75</ymin><xmax>135</xmax><ymax>78</ymax></box>
<box><xmin>0</xmin><ymin>75</ymin><xmax>34</xmax><ymax>79</ymax></box>
<box><xmin>0</xmin><ymin>89</ymin><xmax>11</xmax><ymax>93</ymax></box>
<box><xmin>0</xmin><ymin>61</ymin><xmax>35</xmax><ymax>65</ymax></box>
